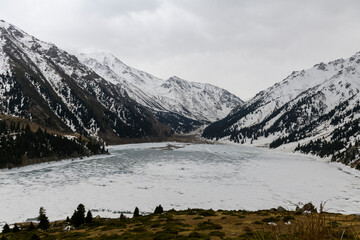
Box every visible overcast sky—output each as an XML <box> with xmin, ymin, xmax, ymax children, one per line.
<box><xmin>1</xmin><ymin>0</ymin><xmax>360</xmax><ymax>99</ymax></box>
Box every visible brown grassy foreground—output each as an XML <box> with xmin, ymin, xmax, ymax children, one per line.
<box><xmin>2</xmin><ymin>208</ymin><xmax>360</xmax><ymax>240</ymax></box>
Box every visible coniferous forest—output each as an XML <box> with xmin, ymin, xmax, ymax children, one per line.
<box><xmin>0</xmin><ymin>120</ymin><xmax>106</xmax><ymax>169</ymax></box>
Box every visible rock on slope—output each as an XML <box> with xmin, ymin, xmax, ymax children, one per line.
<box><xmin>203</xmin><ymin>52</ymin><xmax>360</xmax><ymax>168</ymax></box>
<box><xmin>0</xmin><ymin>20</ymin><xmax>170</xmax><ymax>144</ymax></box>
<box><xmin>78</xmin><ymin>52</ymin><xmax>243</xmax><ymax>132</ymax></box>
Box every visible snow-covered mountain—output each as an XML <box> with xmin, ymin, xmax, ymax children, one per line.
<box><xmin>0</xmin><ymin>20</ymin><xmax>170</xmax><ymax>143</ymax></box>
<box><xmin>78</xmin><ymin>52</ymin><xmax>243</xmax><ymax>125</ymax></box>
<box><xmin>203</xmin><ymin>52</ymin><xmax>360</xmax><ymax>169</ymax></box>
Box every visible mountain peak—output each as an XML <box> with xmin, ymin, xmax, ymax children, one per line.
<box><xmin>168</xmin><ymin>76</ymin><xmax>185</xmax><ymax>82</ymax></box>
<box><xmin>79</xmin><ymin>54</ymin><xmax>243</xmax><ymax>123</ymax></box>
<box><xmin>83</xmin><ymin>52</ymin><xmax>123</xmax><ymax>65</ymax></box>
<box><xmin>0</xmin><ymin>20</ymin><xmax>11</xmax><ymax>30</ymax></box>
<box><xmin>0</xmin><ymin>20</ymin><xmax>40</xmax><ymax>46</ymax></box>
<box><xmin>203</xmin><ymin>51</ymin><xmax>360</xmax><ymax>170</ymax></box>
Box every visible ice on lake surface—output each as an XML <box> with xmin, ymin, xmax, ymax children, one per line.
<box><xmin>1</xmin><ymin>142</ymin><xmax>360</xmax><ymax>226</ymax></box>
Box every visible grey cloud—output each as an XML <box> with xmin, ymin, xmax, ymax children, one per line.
<box><xmin>1</xmin><ymin>0</ymin><xmax>360</xmax><ymax>99</ymax></box>
<box><xmin>79</xmin><ymin>0</ymin><xmax>162</xmax><ymax>17</ymax></box>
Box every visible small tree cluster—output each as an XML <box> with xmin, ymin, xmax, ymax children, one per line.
<box><xmin>154</xmin><ymin>205</ymin><xmax>164</xmax><ymax>214</ymax></box>
<box><xmin>2</xmin><ymin>222</ymin><xmax>23</xmax><ymax>235</ymax></box>
<box><xmin>70</xmin><ymin>204</ymin><xmax>93</xmax><ymax>227</ymax></box>
<box><xmin>71</xmin><ymin>204</ymin><xmax>86</xmax><ymax>227</ymax></box>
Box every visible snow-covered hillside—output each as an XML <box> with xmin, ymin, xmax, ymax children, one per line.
<box><xmin>78</xmin><ymin>52</ymin><xmax>243</xmax><ymax>123</ymax></box>
<box><xmin>203</xmin><ymin>52</ymin><xmax>360</xmax><ymax>169</ymax></box>
<box><xmin>0</xmin><ymin>20</ymin><xmax>170</xmax><ymax>143</ymax></box>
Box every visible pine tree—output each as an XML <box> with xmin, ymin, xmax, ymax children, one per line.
<box><xmin>2</xmin><ymin>223</ymin><xmax>10</xmax><ymax>233</ymax></box>
<box><xmin>71</xmin><ymin>204</ymin><xmax>86</xmax><ymax>227</ymax></box>
<box><xmin>120</xmin><ymin>213</ymin><xmax>127</xmax><ymax>221</ymax></box>
<box><xmin>38</xmin><ymin>207</ymin><xmax>50</xmax><ymax>230</ymax></box>
<box><xmin>133</xmin><ymin>207</ymin><xmax>140</xmax><ymax>218</ymax></box>
<box><xmin>85</xmin><ymin>210</ymin><xmax>93</xmax><ymax>224</ymax></box>
<box><xmin>12</xmin><ymin>223</ymin><xmax>19</xmax><ymax>233</ymax></box>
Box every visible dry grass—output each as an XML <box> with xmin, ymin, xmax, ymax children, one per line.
<box><xmin>2</xmin><ymin>208</ymin><xmax>360</xmax><ymax>240</ymax></box>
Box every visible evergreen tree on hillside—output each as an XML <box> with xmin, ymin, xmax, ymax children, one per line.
<box><xmin>85</xmin><ymin>210</ymin><xmax>93</xmax><ymax>224</ymax></box>
<box><xmin>154</xmin><ymin>205</ymin><xmax>164</xmax><ymax>214</ymax></box>
<box><xmin>12</xmin><ymin>223</ymin><xmax>19</xmax><ymax>233</ymax></box>
<box><xmin>71</xmin><ymin>204</ymin><xmax>86</xmax><ymax>227</ymax></box>
<box><xmin>133</xmin><ymin>207</ymin><xmax>140</xmax><ymax>218</ymax></box>
<box><xmin>38</xmin><ymin>207</ymin><xmax>50</xmax><ymax>230</ymax></box>
<box><xmin>0</xmin><ymin>120</ymin><xmax>105</xmax><ymax>168</ymax></box>
<box><xmin>120</xmin><ymin>213</ymin><xmax>127</xmax><ymax>221</ymax></box>
<box><xmin>2</xmin><ymin>223</ymin><xmax>10</xmax><ymax>233</ymax></box>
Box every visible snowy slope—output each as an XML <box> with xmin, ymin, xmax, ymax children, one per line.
<box><xmin>0</xmin><ymin>20</ymin><xmax>169</xmax><ymax>143</ymax></box>
<box><xmin>78</xmin><ymin>52</ymin><xmax>243</xmax><ymax>123</ymax></box>
<box><xmin>203</xmin><ymin>52</ymin><xmax>360</xmax><ymax>168</ymax></box>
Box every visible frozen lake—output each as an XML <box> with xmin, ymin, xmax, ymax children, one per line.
<box><xmin>1</xmin><ymin>142</ymin><xmax>360</xmax><ymax>226</ymax></box>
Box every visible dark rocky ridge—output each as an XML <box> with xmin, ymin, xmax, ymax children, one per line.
<box><xmin>0</xmin><ymin>20</ymin><xmax>170</xmax><ymax>144</ymax></box>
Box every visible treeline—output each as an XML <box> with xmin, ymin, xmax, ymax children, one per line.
<box><xmin>295</xmin><ymin>139</ymin><xmax>360</xmax><ymax>170</ymax></box>
<box><xmin>331</xmin><ymin>141</ymin><xmax>360</xmax><ymax>169</ymax></box>
<box><xmin>1</xmin><ymin>205</ymin><xmax>93</xmax><ymax>240</ymax></box>
<box><xmin>294</xmin><ymin>138</ymin><xmax>346</xmax><ymax>158</ymax></box>
<box><xmin>294</xmin><ymin>116</ymin><xmax>360</xmax><ymax>169</ymax></box>
<box><xmin>0</xmin><ymin>120</ymin><xmax>106</xmax><ymax>168</ymax></box>
<box><xmin>1</xmin><ymin>203</ymin><xmax>165</xmax><ymax>240</ymax></box>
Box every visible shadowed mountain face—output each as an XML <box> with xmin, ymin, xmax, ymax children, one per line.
<box><xmin>203</xmin><ymin>52</ymin><xmax>360</xmax><ymax>168</ymax></box>
<box><xmin>0</xmin><ymin>20</ymin><xmax>170</xmax><ymax>144</ymax></box>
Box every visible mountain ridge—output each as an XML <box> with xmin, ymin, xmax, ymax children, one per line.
<box><xmin>0</xmin><ymin>20</ymin><xmax>171</xmax><ymax>144</ymax></box>
<box><xmin>203</xmin><ymin>51</ymin><xmax>360</xmax><ymax>169</ymax></box>
<box><xmin>0</xmin><ymin>20</ymin><xmax>242</xmax><ymax>144</ymax></box>
<box><xmin>78</xmin><ymin>52</ymin><xmax>244</xmax><ymax>124</ymax></box>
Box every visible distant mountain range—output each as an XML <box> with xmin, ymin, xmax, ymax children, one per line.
<box><xmin>77</xmin><ymin>52</ymin><xmax>243</xmax><ymax>132</ymax></box>
<box><xmin>0</xmin><ymin>20</ymin><xmax>242</xmax><ymax>143</ymax></box>
<box><xmin>203</xmin><ymin>52</ymin><xmax>360</xmax><ymax>169</ymax></box>
<box><xmin>1</xmin><ymin>20</ymin><xmax>359</xmax><ymax>169</ymax></box>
